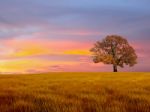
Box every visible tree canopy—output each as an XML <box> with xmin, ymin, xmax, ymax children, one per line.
<box><xmin>90</xmin><ymin>35</ymin><xmax>137</xmax><ymax>72</ymax></box>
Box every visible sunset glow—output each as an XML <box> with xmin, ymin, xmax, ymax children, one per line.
<box><xmin>0</xmin><ymin>0</ymin><xmax>150</xmax><ymax>73</ymax></box>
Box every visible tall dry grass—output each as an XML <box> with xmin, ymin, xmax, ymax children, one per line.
<box><xmin>0</xmin><ymin>72</ymin><xmax>150</xmax><ymax>112</ymax></box>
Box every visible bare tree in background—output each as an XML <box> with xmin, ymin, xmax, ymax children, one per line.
<box><xmin>90</xmin><ymin>35</ymin><xmax>137</xmax><ymax>72</ymax></box>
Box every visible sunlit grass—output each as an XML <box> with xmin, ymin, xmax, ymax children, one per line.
<box><xmin>0</xmin><ymin>72</ymin><xmax>150</xmax><ymax>112</ymax></box>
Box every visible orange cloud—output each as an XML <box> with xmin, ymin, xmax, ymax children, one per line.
<box><xmin>64</xmin><ymin>49</ymin><xmax>91</xmax><ymax>55</ymax></box>
<box><xmin>0</xmin><ymin>38</ymin><xmax>94</xmax><ymax>73</ymax></box>
<box><xmin>0</xmin><ymin>58</ymin><xmax>81</xmax><ymax>74</ymax></box>
<box><xmin>1</xmin><ymin>38</ymin><xmax>92</xmax><ymax>58</ymax></box>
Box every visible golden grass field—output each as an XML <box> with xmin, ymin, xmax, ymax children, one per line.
<box><xmin>0</xmin><ymin>72</ymin><xmax>150</xmax><ymax>112</ymax></box>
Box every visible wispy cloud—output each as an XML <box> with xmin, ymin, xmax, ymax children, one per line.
<box><xmin>0</xmin><ymin>0</ymin><xmax>149</xmax><ymax>73</ymax></box>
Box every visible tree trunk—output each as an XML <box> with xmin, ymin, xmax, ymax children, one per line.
<box><xmin>113</xmin><ymin>65</ymin><xmax>118</xmax><ymax>72</ymax></box>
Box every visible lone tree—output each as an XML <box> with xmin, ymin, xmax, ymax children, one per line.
<box><xmin>90</xmin><ymin>35</ymin><xmax>137</xmax><ymax>72</ymax></box>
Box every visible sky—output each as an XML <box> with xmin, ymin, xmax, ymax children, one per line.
<box><xmin>0</xmin><ymin>0</ymin><xmax>150</xmax><ymax>74</ymax></box>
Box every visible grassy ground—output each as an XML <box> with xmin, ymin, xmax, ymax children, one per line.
<box><xmin>0</xmin><ymin>72</ymin><xmax>150</xmax><ymax>112</ymax></box>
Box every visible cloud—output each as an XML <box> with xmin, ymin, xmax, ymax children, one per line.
<box><xmin>0</xmin><ymin>26</ymin><xmax>41</xmax><ymax>39</ymax></box>
<box><xmin>0</xmin><ymin>0</ymin><xmax>149</xmax><ymax>73</ymax></box>
<box><xmin>0</xmin><ymin>38</ymin><xmax>92</xmax><ymax>57</ymax></box>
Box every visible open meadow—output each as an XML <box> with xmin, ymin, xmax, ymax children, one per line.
<box><xmin>0</xmin><ymin>72</ymin><xmax>150</xmax><ymax>112</ymax></box>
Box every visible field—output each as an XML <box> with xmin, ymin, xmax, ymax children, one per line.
<box><xmin>0</xmin><ymin>73</ymin><xmax>150</xmax><ymax>112</ymax></box>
